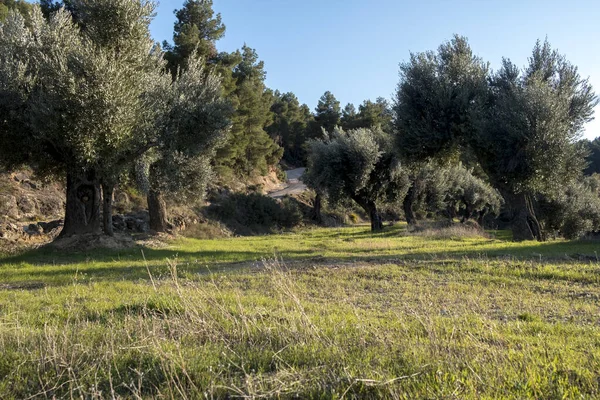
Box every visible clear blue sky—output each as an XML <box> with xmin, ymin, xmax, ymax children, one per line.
<box><xmin>150</xmin><ymin>0</ymin><xmax>600</xmax><ymax>139</ymax></box>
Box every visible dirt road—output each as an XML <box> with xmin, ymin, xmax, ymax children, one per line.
<box><xmin>268</xmin><ymin>168</ymin><xmax>307</xmax><ymax>198</ymax></box>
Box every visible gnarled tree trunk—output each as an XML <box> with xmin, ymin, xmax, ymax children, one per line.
<box><xmin>60</xmin><ymin>170</ymin><xmax>102</xmax><ymax>237</ymax></box>
<box><xmin>402</xmin><ymin>184</ymin><xmax>417</xmax><ymax>226</ymax></box>
<box><xmin>354</xmin><ymin>196</ymin><xmax>383</xmax><ymax>232</ymax></box>
<box><xmin>148</xmin><ymin>189</ymin><xmax>170</xmax><ymax>233</ymax></box>
<box><xmin>367</xmin><ymin>201</ymin><xmax>383</xmax><ymax>232</ymax></box>
<box><xmin>311</xmin><ymin>192</ymin><xmax>323</xmax><ymax>224</ymax></box>
<box><xmin>461</xmin><ymin>197</ymin><xmax>475</xmax><ymax>223</ymax></box>
<box><xmin>524</xmin><ymin>194</ymin><xmax>544</xmax><ymax>241</ymax></box>
<box><xmin>477</xmin><ymin>210</ymin><xmax>487</xmax><ymax>228</ymax></box>
<box><xmin>101</xmin><ymin>182</ymin><xmax>114</xmax><ymax>236</ymax></box>
<box><xmin>501</xmin><ymin>191</ymin><xmax>544</xmax><ymax>241</ymax></box>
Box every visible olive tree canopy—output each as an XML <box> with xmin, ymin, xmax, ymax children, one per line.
<box><xmin>304</xmin><ymin>127</ymin><xmax>410</xmax><ymax>232</ymax></box>
<box><xmin>0</xmin><ymin>2</ymin><xmax>229</xmax><ymax>237</ymax></box>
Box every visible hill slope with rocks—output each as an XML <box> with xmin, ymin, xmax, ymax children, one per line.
<box><xmin>0</xmin><ymin>170</ymin><xmax>65</xmax><ymax>244</ymax></box>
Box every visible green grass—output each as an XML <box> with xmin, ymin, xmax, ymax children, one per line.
<box><xmin>1</xmin><ymin>224</ymin><xmax>598</xmax><ymax>287</ymax></box>
<box><xmin>1</xmin><ymin>224</ymin><xmax>599</xmax><ymax>398</ymax></box>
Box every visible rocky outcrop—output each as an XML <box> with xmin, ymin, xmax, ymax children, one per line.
<box><xmin>17</xmin><ymin>195</ymin><xmax>38</xmax><ymax>218</ymax></box>
<box><xmin>0</xmin><ymin>219</ymin><xmax>63</xmax><ymax>241</ymax></box>
<box><xmin>0</xmin><ymin>171</ymin><xmax>65</xmax><ymax>250</ymax></box>
<box><xmin>0</xmin><ymin>221</ymin><xmax>23</xmax><ymax>240</ymax></box>
<box><xmin>0</xmin><ymin>194</ymin><xmax>20</xmax><ymax>219</ymax></box>
<box><xmin>112</xmin><ymin>212</ymin><xmax>150</xmax><ymax>233</ymax></box>
<box><xmin>0</xmin><ymin>169</ymin><xmax>217</xmax><ymax>249</ymax></box>
<box><xmin>1</xmin><ymin>171</ymin><xmax>65</xmax><ymax>221</ymax></box>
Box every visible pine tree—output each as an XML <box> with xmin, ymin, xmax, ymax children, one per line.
<box><xmin>310</xmin><ymin>91</ymin><xmax>341</xmax><ymax>138</ymax></box>
<box><xmin>340</xmin><ymin>103</ymin><xmax>358</xmax><ymax>131</ymax></box>
<box><xmin>163</xmin><ymin>0</ymin><xmax>225</xmax><ymax>76</ymax></box>
<box><xmin>266</xmin><ymin>91</ymin><xmax>313</xmax><ymax>164</ymax></box>
<box><xmin>215</xmin><ymin>46</ymin><xmax>282</xmax><ymax>178</ymax></box>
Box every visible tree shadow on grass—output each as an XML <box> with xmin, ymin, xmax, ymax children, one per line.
<box><xmin>0</xmin><ymin>246</ymin><xmax>320</xmax><ymax>288</ymax></box>
<box><xmin>335</xmin><ymin>239</ymin><xmax>600</xmax><ymax>262</ymax></box>
<box><xmin>0</xmin><ymin>227</ymin><xmax>598</xmax><ymax>289</ymax></box>
<box><xmin>4</xmin><ymin>249</ymin><xmax>598</xmax><ymax>292</ymax></box>
<box><xmin>0</xmin><ymin>245</ymin><xmax>323</xmax><ymax>266</ymax></box>
<box><xmin>299</xmin><ymin>224</ymin><xmax>407</xmax><ymax>240</ymax></box>
<box><xmin>0</xmin><ymin>224</ymin><xmax>406</xmax><ymax>267</ymax></box>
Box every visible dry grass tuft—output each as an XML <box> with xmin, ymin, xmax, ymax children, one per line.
<box><xmin>409</xmin><ymin>220</ymin><xmax>491</xmax><ymax>239</ymax></box>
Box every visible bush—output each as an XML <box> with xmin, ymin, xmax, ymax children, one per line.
<box><xmin>348</xmin><ymin>213</ymin><xmax>359</xmax><ymax>224</ymax></box>
<box><xmin>208</xmin><ymin>193</ymin><xmax>302</xmax><ymax>235</ymax></box>
<box><xmin>279</xmin><ymin>197</ymin><xmax>303</xmax><ymax>228</ymax></box>
<box><xmin>275</xmin><ymin>165</ymin><xmax>288</xmax><ymax>182</ymax></box>
<box><xmin>407</xmin><ymin>162</ymin><xmax>503</xmax><ymax>225</ymax></box>
<box><xmin>321</xmin><ymin>196</ymin><xmax>365</xmax><ymax>227</ymax></box>
<box><xmin>538</xmin><ymin>175</ymin><xmax>600</xmax><ymax>239</ymax></box>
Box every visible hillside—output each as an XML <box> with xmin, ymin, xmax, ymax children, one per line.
<box><xmin>0</xmin><ymin>166</ymin><xmax>293</xmax><ymax>252</ymax></box>
<box><xmin>0</xmin><ymin>170</ymin><xmax>65</xmax><ymax>243</ymax></box>
<box><xmin>1</xmin><ymin>225</ymin><xmax>599</xmax><ymax>398</ymax></box>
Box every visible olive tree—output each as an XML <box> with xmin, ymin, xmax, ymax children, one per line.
<box><xmin>394</xmin><ymin>35</ymin><xmax>489</xmax><ymax>225</ymax></box>
<box><xmin>443</xmin><ymin>165</ymin><xmax>503</xmax><ymax>223</ymax></box>
<box><xmin>0</xmin><ymin>3</ymin><xmax>161</xmax><ymax>236</ymax></box>
<box><xmin>474</xmin><ymin>42</ymin><xmax>597</xmax><ymax>240</ymax></box>
<box><xmin>304</xmin><ymin>127</ymin><xmax>409</xmax><ymax>232</ymax></box>
<box><xmin>394</xmin><ymin>36</ymin><xmax>597</xmax><ymax>240</ymax></box>
<box><xmin>394</xmin><ymin>35</ymin><xmax>489</xmax><ymax>161</ymax></box>
<box><xmin>140</xmin><ymin>56</ymin><xmax>231</xmax><ymax>232</ymax></box>
<box><xmin>0</xmin><ymin>1</ymin><xmax>229</xmax><ymax>237</ymax></box>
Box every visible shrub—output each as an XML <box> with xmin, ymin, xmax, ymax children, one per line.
<box><xmin>538</xmin><ymin>175</ymin><xmax>600</xmax><ymax>239</ymax></box>
<box><xmin>208</xmin><ymin>193</ymin><xmax>302</xmax><ymax>235</ymax></box>
<box><xmin>410</xmin><ymin>220</ymin><xmax>490</xmax><ymax>240</ymax></box>
<box><xmin>408</xmin><ymin>162</ymin><xmax>503</xmax><ymax>224</ymax></box>
<box><xmin>279</xmin><ymin>197</ymin><xmax>303</xmax><ymax>228</ymax></box>
<box><xmin>275</xmin><ymin>166</ymin><xmax>288</xmax><ymax>182</ymax></box>
<box><xmin>320</xmin><ymin>196</ymin><xmax>365</xmax><ymax>227</ymax></box>
<box><xmin>181</xmin><ymin>221</ymin><xmax>231</xmax><ymax>239</ymax></box>
<box><xmin>348</xmin><ymin>213</ymin><xmax>359</xmax><ymax>224</ymax></box>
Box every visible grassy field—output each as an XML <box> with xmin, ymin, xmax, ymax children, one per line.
<box><xmin>1</xmin><ymin>224</ymin><xmax>599</xmax><ymax>398</ymax></box>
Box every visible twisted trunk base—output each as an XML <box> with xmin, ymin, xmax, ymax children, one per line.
<box><xmin>311</xmin><ymin>192</ymin><xmax>323</xmax><ymax>224</ymax></box>
<box><xmin>403</xmin><ymin>184</ymin><xmax>417</xmax><ymax>226</ymax></box>
<box><xmin>368</xmin><ymin>202</ymin><xmax>383</xmax><ymax>232</ymax></box>
<box><xmin>60</xmin><ymin>170</ymin><xmax>102</xmax><ymax>237</ymax></box>
<box><xmin>353</xmin><ymin>196</ymin><xmax>383</xmax><ymax>232</ymax></box>
<box><xmin>502</xmin><ymin>191</ymin><xmax>544</xmax><ymax>241</ymax></box>
<box><xmin>148</xmin><ymin>189</ymin><xmax>171</xmax><ymax>233</ymax></box>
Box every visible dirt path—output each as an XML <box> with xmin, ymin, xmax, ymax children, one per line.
<box><xmin>268</xmin><ymin>168</ymin><xmax>307</xmax><ymax>198</ymax></box>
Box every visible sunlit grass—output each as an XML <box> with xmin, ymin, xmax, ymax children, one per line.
<box><xmin>1</xmin><ymin>224</ymin><xmax>598</xmax><ymax>287</ymax></box>
<box><xmin>0</xmin><ymin>225</ymin><xmax>599</xmax><ymax>398</ymax></box>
